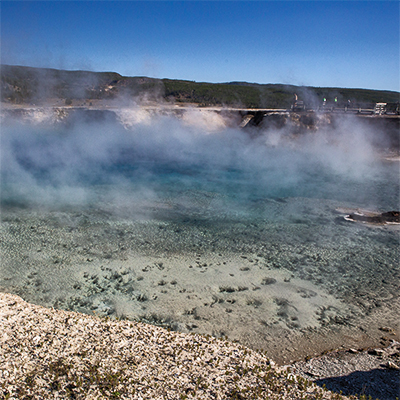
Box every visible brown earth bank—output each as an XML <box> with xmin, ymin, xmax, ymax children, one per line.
<box><xmin>1</xmin><ymin>103</ymin><xmax>399</xmax><ymax>155</ymax></box>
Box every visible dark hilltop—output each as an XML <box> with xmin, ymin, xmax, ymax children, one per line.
<box><xmin>1</xmin><ymin>64</ymin><xmax>399</xmax><ymax>109</ymax></box>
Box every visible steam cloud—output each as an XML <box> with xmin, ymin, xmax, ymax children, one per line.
<box><xmin>1</xmin><ymin>107</ymin><xmax>398</xmax><ymax>218</ymax></box>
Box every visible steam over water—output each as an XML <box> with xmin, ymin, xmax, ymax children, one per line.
<box><xmin>2</xmin><ymin>110</ymin><xmax>398</xmax><ymax>212</ymax></box>
<box><xmin>1</xmin><ymin>108</ymin><xmax>399</xmax><ymax>361</ymax></box>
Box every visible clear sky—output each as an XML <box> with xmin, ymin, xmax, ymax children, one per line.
<box><xmin>1</xmin><ymin>1</ymin><xmax>399</xmax><ymax>91</ymax></box>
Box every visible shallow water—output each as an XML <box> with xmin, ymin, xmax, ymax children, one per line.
<box><xmin>1</xmin><ymin>112</ymin><xmax>399</xmax><ymax>359</ymax></box>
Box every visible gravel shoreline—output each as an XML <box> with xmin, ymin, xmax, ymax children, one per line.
<box><xmin>292</xmin><ymin>343</ymin><xmax>400</xmax><ymax>399</ymax></box>
<box><xmin>1</xmin><ymin>292</ymin><xmax>356</xmax><ymax>400</ymax></box>
<box><xmin>2</xmin><ymin>292</ymin><xmax>399</xmax><ymax>399</ymax></box>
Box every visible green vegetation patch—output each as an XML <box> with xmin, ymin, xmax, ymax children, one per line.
<box><xmin>2</xmin><ymin>64</ymin><xmax>399</xmax><ymax>108</ymax></box>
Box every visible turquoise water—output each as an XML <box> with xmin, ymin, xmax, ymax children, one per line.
<box><xmin>1</xmin><ymin>115</ymin><xmax>399</xmax><ymax>345</ymax></box>
<box><xmin>2</xmin><ymin>113</ymin><xmax>398</xmax><ymax>214</ymax></box>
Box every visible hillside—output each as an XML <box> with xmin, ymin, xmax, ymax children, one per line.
<box><xmin>1</xmin><ymin>64</ymin><xmax>399</xmax><ymax>109</ymax></box>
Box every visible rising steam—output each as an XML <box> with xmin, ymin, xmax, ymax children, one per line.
<box><xmin>1</xmin><ymin>106</ymin><xmax>398</xmax><ymax>217</ymax></box>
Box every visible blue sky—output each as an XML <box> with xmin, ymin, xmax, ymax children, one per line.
<box><xmin>1</xmin><ymin>1</ymin><xmax>399</xmax><ymax>91</ymax></box>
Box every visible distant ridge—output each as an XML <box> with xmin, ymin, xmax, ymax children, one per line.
<box><xmin>1</xmin><ymin>64</ymin><xmax>399</xmax><ymax>108</ymax></box>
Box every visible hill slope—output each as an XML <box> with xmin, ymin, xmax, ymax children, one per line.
<box><xmin>1</xmin><ymin>64</ymin><xmax>399</xmax><ymax>108</ymax></box>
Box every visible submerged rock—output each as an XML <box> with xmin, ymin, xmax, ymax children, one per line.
<box><xmin>345</xmin><ymin>211</ymin><xmax>399</xmax><ymax>224</ymax></box>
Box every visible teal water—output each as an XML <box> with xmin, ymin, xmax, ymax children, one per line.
<box><xmin>1</xmin><ymin>116</ymin><xmax>399</xmax><ymax>345</ymax></box>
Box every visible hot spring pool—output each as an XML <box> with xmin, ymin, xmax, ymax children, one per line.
<box><xmin>1</xmin><ymin>110</ymin><xmax>399</xmax><ymax>362</ymax></box>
